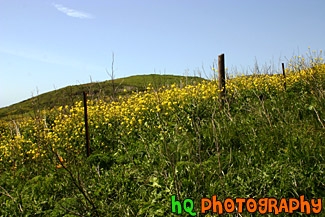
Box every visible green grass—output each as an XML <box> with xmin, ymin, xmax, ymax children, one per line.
<box><xmin>0</xmin><ymin>63</ymin><xmax>324</xmax><ymax>216</ymax></box>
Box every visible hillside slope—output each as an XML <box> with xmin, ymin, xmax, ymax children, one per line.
<box><xmin>0</xmin><ymin>74</ymin><xmax>204</xmax><ymax>120</ymax></box>
<box><xmin>0</xmin><ymin>61</ymin><xmax>324</xmax><ymax>216</ymax></box>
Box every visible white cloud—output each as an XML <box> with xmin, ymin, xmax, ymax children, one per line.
<box><xmin>53</xmin><ymin>3</ymin><xmax>94</xmax><ymax>19</ymax></box>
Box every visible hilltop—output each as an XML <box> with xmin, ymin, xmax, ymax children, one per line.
<box><xmin>0</xmin><ymin>74</ymin><xmax>205</xmax><ymax>120</ymax></box>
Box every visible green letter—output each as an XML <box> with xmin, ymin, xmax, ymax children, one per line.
<box><xmin>171</xmin><ymin>195</ymin><xmax>182</xmax><ymax>214</ymax></box>
<box><xmin>184</xmin><ymin>198</ymin><xmax>196</xmax><ymax>216</ymax></box>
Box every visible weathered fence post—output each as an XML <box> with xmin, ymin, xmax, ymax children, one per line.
<box><xmin>83</xmin><ymin>91</ymin><xmax>90</xmax><ymax>157</ymax></box>
<box><xmin>282</xmin><ymin>63</ymin><xmax>286</xmax><ymax>90</ymax></box>
<box><xmin>218</xmin><ymin>54</ymin><xmax>226</xmax><ymax>110</ymax></box>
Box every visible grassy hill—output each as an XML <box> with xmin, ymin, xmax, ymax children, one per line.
<box><xmin>0</xmin><ymin>74</ymin><xmax>205</xmax><ymax>120</ymax></box>
<box><xmin>0</xmin><ymin>58</ymin><xmax>324</xmax><ymax>216</ymax></box>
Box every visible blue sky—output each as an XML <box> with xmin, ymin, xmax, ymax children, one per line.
<box><xmin>1</xmin><ymin>0</ymin><xmax>324</xmax><ymax>108</ymax></box>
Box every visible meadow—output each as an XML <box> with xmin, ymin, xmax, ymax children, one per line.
<box><xmin>0</xmin><ymin>52</ymin><xmax>324</xmax><ymax>216</ymax></box>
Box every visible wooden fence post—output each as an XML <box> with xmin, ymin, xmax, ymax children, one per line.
<box><xmin>218</xmin><ymin>54</ymin><xmax>226</xmax><ymax>109</ymax></box>
<box><xmin>282</xmin><ymin>63</ymin><xmax>286</xmax><ymax>90</ymax></box>
<box><xmin>83</xmin><ymin>91</ymin><xmax>90</xmax><ymax>157</ymax></box>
